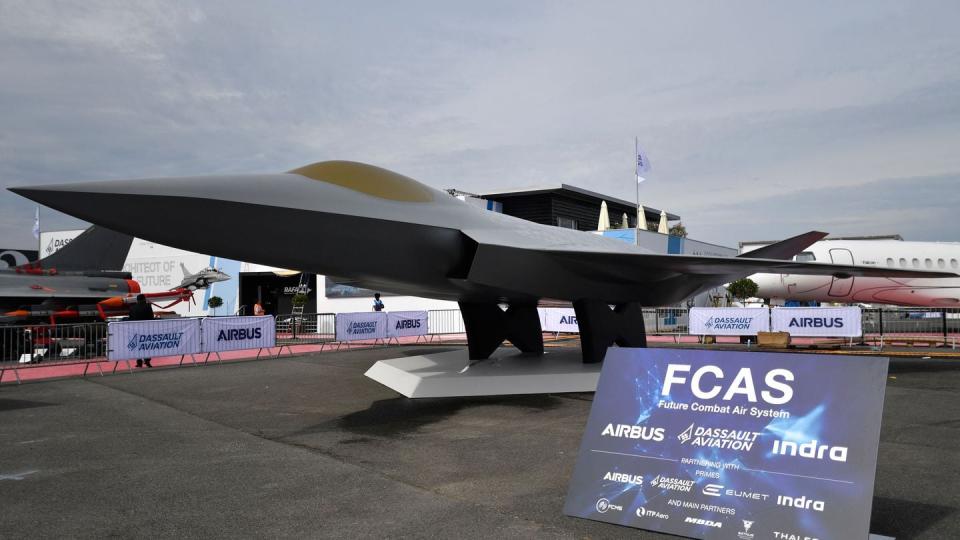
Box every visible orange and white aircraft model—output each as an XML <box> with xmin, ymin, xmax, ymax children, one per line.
<box><xmin>747</xmin><ymin>238</ymin><xmax>960</xmax><ymax>307</ymax></box>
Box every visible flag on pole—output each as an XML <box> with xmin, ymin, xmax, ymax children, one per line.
<box><xmin>32</xmin><ymin>207</ymin><xmax>40</xmax><ymax>239</ymax></box>
<box><xmin>635</xmin><ymin>138</ymin><xmax>651</xmax><ymax>181</ymax></box>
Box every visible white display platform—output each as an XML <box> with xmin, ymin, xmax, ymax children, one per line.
<box><xmin>364</xmin><ymin>348</ymin><xmax>601</xmax><ymax>398</ymax></box>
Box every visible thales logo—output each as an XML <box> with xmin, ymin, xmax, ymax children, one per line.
<box><xmin>395</xmin><ymin>319</ymin><xmax>421</xmax><ymax>330</ymax></box>
<box><xmin>777</xmin><ymin>494</ymin><xmax>825</xmax><ymax>512</ymax></box>
<box><xmin>602</xmin><ymin>471</ymin><xmax>643</xmax><ymax>485</ymax></box>
<box><xmin>217</xmin><ymin>328</ymin><xmax>262</xmax><ymax>341</ymax></box>
<box><xmin>559</xmin><ymin>315</ymin><xmax>578</xmax><ymax>325</ymax></box>
<box><xmin>677</xmin><ymin>423</ymin><xmax>761</xmax><ymax>451</ymax></box>
<box><xmin>789</xmin><ymin>317</ymin><xmax>843</xmax><ymax>328</ymax></box>
<box><xmin>772</xmin><ymin>439</ymin><xmax>848</xmax><ymax>462</ymax></box>
<box><xmin>684</xmin><ymin>516</ymin><xmax>722</xmax><ymax>528</ymax></box>
<box><xmin>601</xmin><ymin>423</ymin><xmax>665</xmax><ymax>441</ymax></box>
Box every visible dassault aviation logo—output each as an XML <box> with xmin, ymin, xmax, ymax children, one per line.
<box><xmin>126</xmin><ymin>332</ymin><xmax>184</xmax><ymax>352</ymax></box>
<box><xmin>704</xmin><ymin>316</ymin><xmax>754</xmax><ymax>330</ymax></box>
<box><xmin>346</xmin><ymin>321</ymin><xmax>378</xmax><ymax>335</ymax></box>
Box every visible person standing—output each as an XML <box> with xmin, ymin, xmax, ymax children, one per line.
<box><xmin>128</xmin><ymin>294</ymin><xmax>155</xmax><ymax>368</ymax></box>
<box><xmin>253</xmin><ymin>301</ymin><xmax>265</xmax><ymax>316</ymax></box>
<box><xmin>372</xmin><ymin>293</ymin><xmax>385</xmax><ymax>312</ymax></box>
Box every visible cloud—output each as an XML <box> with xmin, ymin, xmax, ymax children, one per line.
<box><xmin>1</xmin><ymin>1</ymin><xmax>959</xmax><ymax>249</ymax></box>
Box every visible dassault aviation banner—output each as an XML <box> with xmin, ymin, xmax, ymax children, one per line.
<box><xmin>689</xmin><ymin>307</ymin><xmax>770</xmax><ymax>336</ymax></box>
<box><xmin>336</xmin><ymin>312</ymin><xmax>388</xmax><ymax>341</ymax></box>
<box><xmin>564</xmin><ymin>348</ymin><xmax>888</xmax><ymax>540</ymax></box>
<box><xmin>387</xmin><ymin>311</ymin><xmax>428</xmax><ymax>338</ymax></box>
<box><xmin>772</xmin><ymin>307</ymin><xmax>862</xmax><ymax>337</ymax></box>
<box><xmin>108</xmin><ymin>318</ymin><xmax>202</xmax><ymax>361</ymax></box>
<box><xmin>201</xmin><ymin>316</ymin><xmax>276</xmax><ymax>352</ymax></box>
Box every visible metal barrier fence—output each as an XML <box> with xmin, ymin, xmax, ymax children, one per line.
<box><xmin>1</xmin><ymin>321</ymin><xmax>109</xmax><ymax>365</ymax></box>
<box><xmin>275</xmin><ymin>313</ymin><xmax>337</xmax><ymax>344</ymax></box>
<box><xmin>4</xmin><ymin>307</ymin><xmax>960</xmax><ymax>383</ymax></box>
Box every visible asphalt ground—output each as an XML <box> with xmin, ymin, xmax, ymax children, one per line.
<box><xmin>1</xmin><ymin>345</ymin><xmax>958</xmax><ymax>539</ymax></box>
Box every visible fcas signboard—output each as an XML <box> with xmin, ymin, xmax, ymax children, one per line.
<box><xmin>564</xmin><ymin>348</ymin><xmax>888</xmax><ymax>540</ymax></box>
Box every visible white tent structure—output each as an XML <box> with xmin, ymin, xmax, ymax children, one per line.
<box><xmin>657</xmin><ymin>210</ymin><xmax>669</xmax><ymax>234</ymax></box>
<box><xmin>597</xmin><ymin>201</ymin><xmax>611</xmax><ymax>231</ymax></box>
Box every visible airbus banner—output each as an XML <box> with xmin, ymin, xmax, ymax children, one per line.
<box><xmin>387</xmin><ymin>311</ymin><xmax>428</xmax><ymax>338</ymax></box>
<box><xmin>201</xmin><ymin>316</ymin><xmax>276</xmax><ymax>353</ymax></box>
<box><xmin>108</xmin><ymin>318</ymin><xmax>202</xmax><ymax>361</ymax></box>
<box><xmin>336</xmin><ymin>312</ymin><xmax>388</xmax><ymax>341</ymax></box>
<box><xmin>772</xmin><ymin>307</ymin><xmax>862</xmax><ymax>337</ymax></box>
<box><xmin>540</xmin><ymin>308</ymin><xmax>580</xmax><ymax>333</ymax></box>
<box><xmin>564</xmin><ymin>348</ymin><xmax>888</xmax><ymax>540</ymax></box>
<box><xmin>689</xmin><ymin>307</ymin><xmax>770</xmax><ymax>336</ymax></box>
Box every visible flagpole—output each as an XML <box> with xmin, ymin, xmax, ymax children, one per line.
<box><xmin>635</xmin><ymin>137</ymin><xmax>640</xmax><ymax>246</ymax></box>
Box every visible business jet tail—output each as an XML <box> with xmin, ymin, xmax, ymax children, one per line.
<box><xmin>737</xmin><ymin>231</ymin><xmax>828</xmax><ymax>261</ymax></box>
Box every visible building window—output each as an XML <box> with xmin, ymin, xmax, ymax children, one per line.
<box><xmin>794</xmin><ymin>252</ymin><xmax>816</xmax><ymax>262</ymax></box>
<box><xmin>886</xmin><ymin>258</ymin><xmax>895</xmax><ymax>267</ymax></box>
<box><xmin>557</xmin><ymin>216</ymin><xmax>578</xmax><ymax>229</ymax></box>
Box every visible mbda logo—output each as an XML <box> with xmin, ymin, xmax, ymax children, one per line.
<box><xmin>685</xmin><ymin>516</ymin><xmax>722</xmax><ymax>528</ymax></box>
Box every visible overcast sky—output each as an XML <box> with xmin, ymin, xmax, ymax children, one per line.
<box><xmin>2</xmin><ymin>1</ymin><xmax>959</xmax><ymax>249</ymax></box>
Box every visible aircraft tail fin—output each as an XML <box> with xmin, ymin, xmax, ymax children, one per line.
<box><xmin>39</xmin><ymin>226</ymin><xmax>133</xmax><ymax>271</ymax></box>
<box><xmin>180</xmin><ymin>262</ymin><xmax>191</xmax><ymax>278</ymax></box>
<box><xmin>737</xmin><ymin>231</ymin><xmax>828</xmax><ymax>261</ymax></box>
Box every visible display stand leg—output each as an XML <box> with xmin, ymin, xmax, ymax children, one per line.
<box><xmin>573</xmin><ymin>300</ymin><xmax>647</xmax><ymax>364</ymax></box>
<box><xmin>459</xmin><ymin>301</ymin><xmax>544</xmax><ymax>360</ymax></box>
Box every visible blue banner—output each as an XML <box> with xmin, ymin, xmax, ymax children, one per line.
<box><xmin>564</xmin><ymin>348</ymin><xmax>888</xmax><ymax>539</ymax></box>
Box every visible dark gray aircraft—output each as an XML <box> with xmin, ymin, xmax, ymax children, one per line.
<box><xmin>11</xmin><ymin>160</ymin><xmax>956</xmax><ymax>360</ymax></box>
<box><xmin>0</xmin><ymin>226</ymin><xmax>135</xmax><ymax>323</ymax></box>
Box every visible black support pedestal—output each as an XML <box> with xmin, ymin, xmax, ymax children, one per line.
<box><xmin>572</xmin><ymin>300</ymin><xmax>647</xmax><ymax>363</ymax></box>
<box><xmin>459</xmin><ymin>302</ymin><xmax>544</xmax><ymax>360</ymax></box>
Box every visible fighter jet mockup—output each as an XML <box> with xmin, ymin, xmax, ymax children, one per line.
<box><xmin>178</xmin><ymin>264</ymin><xmax>231</xmax><ymax>291</ymax></box>
<box><xmin>11</xmin><ymin>161</ymin><xmax>957</xmax><ymax>361</ymax></box>
<box><xmin>0</xmin><ymin>226</ymin><xmax>136</xmax><ymax>323</ymax></box>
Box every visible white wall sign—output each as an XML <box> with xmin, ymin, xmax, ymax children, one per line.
<box><xmin>201</xmin><ymin>316</ymin><xmax>276</xmax><ymax>352</ymax></box>
<box><xmin>771</xmin><ymin>307</ymin><xmax>862</xmax><ymax>337</ymax></box>
<box><xmin>387</xmin><ymin>311</ymin><xmax>428</xmax><ymax>338</ymax></box>
<box><xmin>38</xmin><ymin>229</ymin><xmax>84</xmax><ymax>258</ymax></box>
<box><xmin>336</xmin><ymin>312</ymin><xmax>388</xmax><ymax>341</ymax></box>
<box><xmin>539</xmin><ymin>308</ymin><xmax>580</xmax><ymax>333</ymax></box>
<box><xmin>689</xmin><ymin>307</ymin><xmax>770</xmax><ymax>335</ymax></box>
<box><xmin>108</xmin><ymin>318</ymin><xmax>202</xmax><ymax>361</ymax></box>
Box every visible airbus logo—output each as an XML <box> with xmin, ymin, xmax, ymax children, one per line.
<box><xmin>789</xmin><ymin>317</ymin><xmax>843</xmax><ymax>328</ymax></box>
<box><xmin>602</xmin><ymin>471</ymin><xmax>643</xmax><ymax>485</ymax></box>
<box><xmin>601</xmin><ymin>423</ymin><xmax>665</xmax><ymax>441</ymax></box>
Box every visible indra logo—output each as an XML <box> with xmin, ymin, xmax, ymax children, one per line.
<box><xmin>777</xmin><ymin>494</ymin><xmax>826</xmax><ymax>512</ymax></box>
<box><xmin>649</xmin><ymin>475</ymin><xmax>694</xmax><ymax>493</ymax></box>
<box><xmin>601</xmin><ymin>423</ymin><xmax>665</xmax><ymax>441</ymax></box>
<box><xmin>217</xmin><ymin>327</ymin><xmax>262</xmax><ymax>342</ymax></box>
<box><xmin>772</xmin><ymin>438</ymin><xmax>848</xmax><ymax>462</ymax></box>
<box><xmin>126</xmin><ymin>332</ymin><xmax>184</xmax><ymax>352</ymax></box>
<box><xmin>789</xmin><ymin>317</ymin><xmax>844</xmax><ymax>329</ymax></box>
<box><xmin>704</xmin><ymin>316</ymin><xmax>754</xmax><ymax>330</ymax></box>
<box><xmin>347</xmin><ymin>321</ymin><xmax>378</xmax><ymax>335</ymax></box>
<box><xmin>395</xmin><ymin>319</ymin><xmax>421</xmax><ymax>330</ymax></box>
<box><xmin>677</xmin><ymin>423</ymin><xmax>761</xmax><ymax>451</ymax></box>
<box><xmin>559</xmin><ymin>315</ymin><xmax>578</xmax><ymax>325</ymax></box>
<box><xmin>595</xmin><ymin>498</ymin><xmax>622</xmax><ymax>513</ymax></box>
